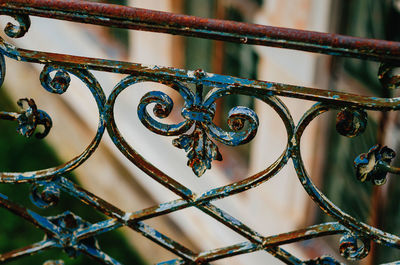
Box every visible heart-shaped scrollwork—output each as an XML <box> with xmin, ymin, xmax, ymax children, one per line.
<box><xmin>137</xmin><ymin>81</ymin><xmax>259</xmax><ymax>177</ymax></box>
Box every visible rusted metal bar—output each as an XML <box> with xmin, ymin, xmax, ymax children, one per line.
<box><xmin>1</xmin><ymin>0</ymin><xmax>400</xmax><ymax>63</ymax></box>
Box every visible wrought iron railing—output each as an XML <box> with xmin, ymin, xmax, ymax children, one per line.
<box><xmin>0</xmin><ymin>1</ymin><xmax>399</xmax><ymax>264</ymax></box>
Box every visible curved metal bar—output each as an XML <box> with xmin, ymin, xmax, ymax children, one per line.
<box><xmin>0</xmin><ymin>66</ymin><xmax>106</xmax><ymax>183</ymax></box>
<box><xmin>292</xmin><ymin>103</ymin><xmax>400</xmax><ymax>250</ymax></box>
<box><xmin>378</xmin><ymin>63</ymin><xmax>400</xmax><ymax>90</ymax></box>
<box><xmin>1</xmin><ymin>13</ymin><xmax>31</xmax><ymax>38</ymax></box>
<box><xmin>1</xmin><ymin>0</ymin><xmax>400</xmax><ymax>63</ymax></box>
<box><xmin>106</xmin><ymin>75</ymin><xmax>195</xmax><ymax>200</ymax></box>
<box><xmin>0</xmin><ymin>98</ymin><xmax>53</xmax><ymax>139</ymax></box>
<box><xmin>207</xmin><ymin>105</ymin><xmax>259</xmax><ymax>146</ymax></box>
<box><xmin>198</xmin><ymin>95</ymin><xmax>294</xmax><ymax>201</ymax></box>
<box><xmin>108</xmin><ymin>74</ymin><xmax>295</xmax><ymax>201</ymax></box>
<box><xmin>0</xmin><ymin>52</ymin><xmax>5</xmax><ymax>88</ymax></box>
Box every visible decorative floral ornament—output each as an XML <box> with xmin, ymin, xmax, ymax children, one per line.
<box><xmin>16</xmin><ymin>98</ymin><xmax>53</xmax><ymax>138</ymax></box>
<box><xmin>138</xmin><ymin>77</ymin><xmax>259</xmax><ymax>177</ymax></box>
<box><xmin>0</xmin><ymin>98</ymin><xmax>52</xmax><ymax>139</ymax></box>
<box><xmin>354</xmin><ymin>144</ymin><xmax>396</xmax><ymax>185</ymax></box>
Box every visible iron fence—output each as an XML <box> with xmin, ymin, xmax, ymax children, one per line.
<box><xmin>0</xmin><ymin>1</ymin><xmax>399</xmax><ymax>264</ymax></box>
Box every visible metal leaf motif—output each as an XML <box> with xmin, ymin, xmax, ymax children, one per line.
<box><xmin>173</xmin><ymin>124</ymin><xmax>222</xmax><ymax>177</ymax></box>
<box><xmin>354</xmin><ymin>144</ymin><xmax>396</xmax><ymax>185</ymax></box>
<box><xmin>138</xmin><ymin>82</ymin><xmax>259</xmax><ymax>177</ymax></box>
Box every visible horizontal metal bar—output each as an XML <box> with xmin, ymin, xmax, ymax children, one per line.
<box><xmin>2</xmin><ymin>43</ymin><xmax>399</xmax><ymax>111</ymax></box>
<box><xmin>0</xmin><ymin>0</ymin><xmax>400</xmax><ymax>63</ymax></box>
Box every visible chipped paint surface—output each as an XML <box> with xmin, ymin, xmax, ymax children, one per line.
<box><xmin>0</xmin><ymin>1</ymin><xmax>399</xmax><ymax>265</ymax></box>
<box><xmin>136</xmin><ymin>80</ymin><xmax>259</xmax><ymax>176</ymax></box>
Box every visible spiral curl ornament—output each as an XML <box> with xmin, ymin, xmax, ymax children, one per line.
<box><xmin>339</xmin><ymin>233</ymin><xmax>370</xmax><ymax>261</ymax></box>
<box><xmin>228</xmin><ymin>108</ymin><xmax>247</xmax><ymax>131</ymax></box>
<box><xmin>336</xmin><ymin>108</ymin><xmax>367</xmax><ymax>138</ymax></box>
<box><xmin>208</xmin><ymin>105</ymin><xmax>259</xmax><ymax>146</ymax></box>
<box><xmin>30</xmin><ymin>181</ymin><xmax>61</xmax><ymax>209</ymax></box>
<box><xmin>40</xmin><ymin>65</ymin><xmax>72</xmax><ymax>94</ymax></box>
<box><xmin>378</xmin><ymin>63</ymin><xmax>400</xmax><ymax>90</ymax></box>
<box><xmin>137</xmin><ymin>90</ymin><xmax>193</xmax><ymax>136</ymax></box>
<box><xmin>3</xmin><ymin>14</ymin><xmax>31</xmax><ymax>38</ymax></box>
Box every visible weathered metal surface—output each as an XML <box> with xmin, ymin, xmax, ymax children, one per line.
<box><xmin>354</xmin><ymin>145</ymin><xmax>396</xmax><ymax>185</ymax></box>
<box><xmin>137</xmin><ymin>79</ymin><xmax>259</xmax><ymax>176</ymax></box>
<box><xmin>1</xmin><ymin>0</ymin><xmax>400</xmax><ymax>63</ymax></box>
<box><xmin>0</xmin><ymin>98</ymin><xmax>52</xmax><ymax>139</ymax></box>
<box><xmin>0</xmin><ymin>1</ymin><xmax>399</xmax><ymax>265</ymax></box>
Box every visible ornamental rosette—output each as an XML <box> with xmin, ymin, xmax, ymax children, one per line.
<box><xmin>354</xmin><ymin>144</ymin><xmax>396</xmax><ymax>185</ymax></box>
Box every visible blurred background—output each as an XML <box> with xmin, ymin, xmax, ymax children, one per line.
<box><xmin>0</xmin><ymin>0</ymin><xmax>400</xmax><ymax>264</ymax></box>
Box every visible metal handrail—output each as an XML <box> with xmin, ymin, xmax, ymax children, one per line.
<box><xmin>1</xmin><ymin>0</ymin><xmax>400</xmax><ymax>63</ymax></box>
